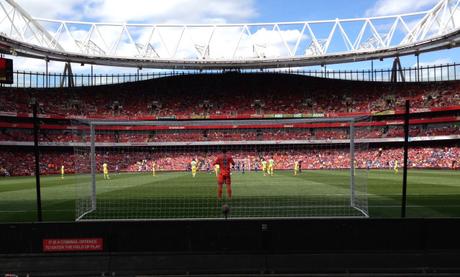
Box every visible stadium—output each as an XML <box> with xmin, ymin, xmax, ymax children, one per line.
<box><xmin>0</xmin><ymin>0</ymin><xmax>459</xmax><ymax>275</ymax></box>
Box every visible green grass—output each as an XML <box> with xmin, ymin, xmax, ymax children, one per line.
<box><xmin>0</xmin><ymin>169</ymin><xmax>459</xmax><ymax>222</ymax></box>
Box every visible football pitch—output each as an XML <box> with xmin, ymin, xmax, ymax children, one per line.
<box><xmin>0</xmin><ymin>170</ymin><xmax>459</xmax><ymax>222</ymax></box>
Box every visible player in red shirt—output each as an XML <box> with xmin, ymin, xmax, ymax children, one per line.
<box><xmin>212</xmin><ymin>149</ymin><xmax>235</xmax><ymax>200</ymax></box>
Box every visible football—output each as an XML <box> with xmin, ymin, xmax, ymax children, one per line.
<box><xmin>222</xmin><ymin>204</ymin><xmax>231</xmax><ymax>216</ymax></box>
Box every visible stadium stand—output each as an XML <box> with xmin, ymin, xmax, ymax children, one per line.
<box><xmin>1</xmin><ymin>74</ymin><xmax>460</xmax><ymax>118</ymax></box>
<box><xmin>0</xmin><ymin>74</ymin><xmax>459</xmax><ymax>176</ymax></box>
<box><xmin>0</xmin><ymin>122</ymin><xmax>459</xmax><ymax>143</ymax></box>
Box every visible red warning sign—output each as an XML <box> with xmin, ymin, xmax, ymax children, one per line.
<box><xmin>43</xmin><ymin>238</ymin><xmax>103</xmax><ymax>252</ymax></box>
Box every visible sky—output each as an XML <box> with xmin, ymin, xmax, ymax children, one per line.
<box><xmin>6</xmin><ymin>0</ymin><xmax>459</xmax><ymax>74</ymax></box>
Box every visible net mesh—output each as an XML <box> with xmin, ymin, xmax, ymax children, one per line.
<box><xmin>74</xmin><ymin>118</ymin><xmax>369</xmax><ymax>220</ymax></box>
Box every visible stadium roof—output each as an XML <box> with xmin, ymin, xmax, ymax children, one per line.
<box><xmin>0</xmin><ymin>0</ymin><xmax>460</xmax><ymax>69</ymax></box>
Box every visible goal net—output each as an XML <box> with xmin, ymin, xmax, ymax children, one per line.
<box><xmin>74</xmin><ymin>117</ymin><xmax>369</xmax><ymax>221</ymax></box>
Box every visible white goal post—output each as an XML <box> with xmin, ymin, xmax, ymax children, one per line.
<box><xmin>74</xmin><ymin>117</ymin><xmax>369</xmax><ymax>221</ymax></box>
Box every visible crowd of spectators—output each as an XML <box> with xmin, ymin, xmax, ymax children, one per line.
<box><xmin>1</xmin><ymin>74</ymin><xmax>460</xmax><ymax>118</ymax></box>
<box><xmin>0</xmin><ymin>124</ymin><xmax>458</xmax><ymax>143</ymax></box>
<box><xmin>1</xmin><ymin>146</ymin><xmax>459</xmax><ymax>176</ymax></box>
<box><xmin>1</xmin><ymin>74</ymin><xmax>459</xmax><ymax>177</ymax></box>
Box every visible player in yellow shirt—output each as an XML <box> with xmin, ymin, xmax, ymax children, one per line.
<box><xmin>261</xmin><ymin>158</ymin><xmax>267</xmax><ymax>176</ymax></box>
<box><xmin>214</xmin><ymin>163</ymin><xmax>220</xmax><ymax>177</ymax></box>
<box><xmin>394</xmin><ymin>160</ymin><xmax>399</xmax><ymax>174</ymax></box>
<box><xmin>191</xmin><ymin>159</ymin><xmax>197</xmax><ymax>178</ymax></box>
<box><xmin>268</xmin><ymin>157</ymin><xmax>275</xmax><ymax>176</ymax></box>
<box><xmin>60</xmin><ymin>165</ymin><xmax>65</xmax><ymax>179</ymax></box>
<box><xmin>294</xmin><ymin>161</ymin><xmax>299</xmax><ymax>176</ymax></box>
<box><xmin>103</xmin><ymin>162</ymin><xmax>110</xmax><ymax>180</ymax></box>
<box><xmin>152</xmin><ymin>161</ymin><xmax>156</xmax><ymax>176</ymax></box>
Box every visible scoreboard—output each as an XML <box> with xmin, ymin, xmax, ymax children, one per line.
<box><xmin>0</xmin><ymin>57</ymin><xmax>13</xmax><ymax>84</ymax></box>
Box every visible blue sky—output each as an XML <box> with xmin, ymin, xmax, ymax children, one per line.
<box><xmin>254</xmin><ymin>0</ymin><xmax>372</xmax><ymax>22</ymax></box>
<box><xmin>9</xmin><ymin>0</ymin><xmax>459</xmax><ymax>74</ymax></box>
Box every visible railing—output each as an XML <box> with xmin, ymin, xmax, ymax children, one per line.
<box><xmin>1</xmin><ymin>63</ymin><xmax>460</xmax><ymax>88</ymax></box>
<box><xmin>298</xmin><ymin>63</ymin><xmax>460</xmax><ymax>83</ymax></box>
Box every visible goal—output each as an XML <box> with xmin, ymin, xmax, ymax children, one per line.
<box><xmin>73</xmin><ymin>117</ymin><xmax>369</xmax><ymax>221</ymax></box>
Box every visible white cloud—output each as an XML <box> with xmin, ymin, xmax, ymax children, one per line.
<box><xmin>366</xmin><ymin>0</ymin><xmax>439</xmax><ymax>16</ymax></box>
<box><xmin>17</xmin><ymin>0</ymin><xmax>257</xmax><ymax>24</ymax></box>
<box><xmin>14</xmin><ymin>0</ymin><xmax>84</xmax><ymax>20</ymax></box>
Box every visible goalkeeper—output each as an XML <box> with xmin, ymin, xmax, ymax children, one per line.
<box><xmin>212</xmin><ymin>149</ymin><xmax>235</xmax><ymax>200</ymax></box>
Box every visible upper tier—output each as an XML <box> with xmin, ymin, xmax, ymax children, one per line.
<box><xmin>1</xmin><ymin>74</ymin><xmax>460</xmax><ymax>120</ymax></box>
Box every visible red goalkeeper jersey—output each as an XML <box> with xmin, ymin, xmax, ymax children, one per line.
<box><xmin>212</xmin><ymin>154</ymin><xmax>234</xmax><ymax>175</ymax></box>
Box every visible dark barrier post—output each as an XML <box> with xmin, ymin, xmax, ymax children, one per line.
<box><xmin>32</xmin><ymin>99</ymin><xmax>43</xmax><ymax>222</ymax></box>
<box><xmin>401</xmin><ymin>100</ymin><xmax>410</xmax><ymax>218</ymax></box>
